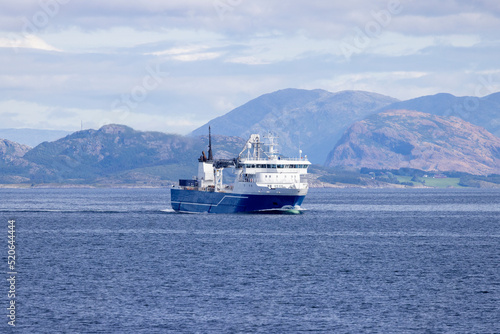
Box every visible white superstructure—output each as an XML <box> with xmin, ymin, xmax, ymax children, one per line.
<box><xmin>196</xmin><ymin>133</ymin><xmax>310</xmax><ymax>196</ymax></box>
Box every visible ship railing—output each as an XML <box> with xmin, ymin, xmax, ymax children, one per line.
<box><xmin>239</xmin><ymin>157</ymin><xmax>309</xmax><ymax>162</ymax></box>
<box><xmin>264</xmin><ymin>183</ymin><xmax>308</xmax><ymax>189</ymax></box>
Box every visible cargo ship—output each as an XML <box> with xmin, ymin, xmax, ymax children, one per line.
<box><xmin>171</xmin><ymin>128</ymin><xmax>310</xmax><ymax>213</ymax></box>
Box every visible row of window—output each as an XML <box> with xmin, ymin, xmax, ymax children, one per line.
<box><xmin>241</xmin><ymin>164</ymin><xmax>309</xmax><ymax>169</ymax></box>
<box><xmin>264</xmin><ymin>174</ymin><xmax>297</xmax><ymax>178</ymax></box>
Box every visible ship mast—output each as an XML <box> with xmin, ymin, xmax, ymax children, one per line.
<box><xmin>208</xmin><ymin>126</ymin><xmax>213</xmax><ymax>161</ymax></box>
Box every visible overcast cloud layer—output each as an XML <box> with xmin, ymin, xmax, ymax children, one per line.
<box><xmin>1</xmin><ymin>0</ymin><xmax>499</xmax><ymax>133</ymax></box>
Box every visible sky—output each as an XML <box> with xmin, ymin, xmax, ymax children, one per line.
<box><xmin>0</xmin><ymin>0</ymin><xmax>499</xmax><ymax>134</ymax></box>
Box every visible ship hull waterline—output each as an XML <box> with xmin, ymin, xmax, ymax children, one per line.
<box><xmin>171</xmin><ymin>188</ymin><xmax>305</xmax><ymax>214</ymax></box>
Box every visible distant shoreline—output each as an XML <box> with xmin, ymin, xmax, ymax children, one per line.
<box><xmin>0</xmin><ymin>184</ymin><xmax>170</xmax><ymax>189</ymax></box>
<box><xmin>1</xmin><ymin>183</ymin><xmax>498</xmax><ymax>189</ymax></box>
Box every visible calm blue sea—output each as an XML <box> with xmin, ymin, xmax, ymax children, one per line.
<box><xmin>0</xmin><ymin>188</ymin><xmax>499</xmax><ymax>333</ymax></box>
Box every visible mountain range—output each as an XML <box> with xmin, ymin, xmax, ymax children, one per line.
<box><xmin>376</xmin><ymin>93</ymin><xmax>500</xmax><ymax>137</ymax></box>
<box><xmin>0</xmin><ymin>124</ymin><xmax>245</xmax><ymax>185</ymax></box>
<box><xmin>326</xmin><ymin>110</ymin><xmax>500</xmax><ymax>175</ymax></box>
<box><xmin>0</xmin><ymin>88</ymin><xmax>499</xmax><ymax>185</ymax></box>
<box><xmin>192</xmin><ymin>89</ymin><xmax>398</xmax><ymax>163</ymax></box>
<box><xmin>192</xmin><ymin>89</ymin><xmax>500</xmax><ymax>167</ymax></box>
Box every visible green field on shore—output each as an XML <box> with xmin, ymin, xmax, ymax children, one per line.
<box><xmin>396</xmin><ymin>176</ymin><xmax>465</xmax><ymax>188</ymax></box>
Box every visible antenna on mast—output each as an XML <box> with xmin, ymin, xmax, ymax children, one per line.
<box><xmin>208</xmin><ymin>126</ymin><xmax>213</xmax><ymax>161</ymax></box>
<box><xmin>298</xmin><ymin>131</ymin><xmax>301</xmax><ymax>159</ymax></box>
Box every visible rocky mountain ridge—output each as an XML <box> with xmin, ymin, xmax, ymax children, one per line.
<box><xmin>1</xmin><ymin>88</ymin><xmax>499</xmax><ymax>185</ymax></box>
<box><xmin>192</xmin><ymin>88</ymin><xmax>399</xmax><ymax>163</ymax></box>
<box><xmin>377</xmin><ymin>92</ymin><xmax>500</xmax><ymax>137</ymax></box>
<box><xmin>0</xmin><ymin>139</ymin><xmax>31</xmax><ymax>164</ymax></box>
<box><xmin>325</xmin><ymin>110</ymin><xmax>500</xmax><ymax>175</ymax></box>
<box><xmin>1</xmin><ymin>124</ymin><xmax>245</xmax><ymax>185</ymax></box>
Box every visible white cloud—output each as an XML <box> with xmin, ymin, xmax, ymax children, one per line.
<box><xmin>170</xmin><ymin>52</ymin><xmax>221</xmax><ymax>62</ymax></box>
<box><xmin>0</xmin><ymin>100</ymin><xmax>202</xmax><ymax>134</ymax></box>
<box><xmin>352</xmin><ymin>32</ymin><xmax>482</xmax><ymax>57</ymax></box>
<box><xmin>224</xmin><ymin>33</ymin><xmax>340</xmax><ymax>65</ymax></box>
<box><xmin>0</xmin><ymin>0</ymin><xmax>499</xmax><ymax>132</ymax></box>
<box><xmin>227</xmin><ymin>56</ymin><xmax>272</xmax><ymax>65</ymax></box>
<box><xmin>148</xmin><ymin>45</ymin><xmax>206</xmax><ymax>56</ymax></box>
<box><xmin>39</xmin><ymin>27</ymin><xmax>224</xmax><ymax>53</ymax></box>
<box><xmin>0</xmin><ymin>34</ymin><xmax>60</xmax><ymax>51</ymax></box>
<box><xmin>147</xmin><ymin>45</ymin><xmax>223</xmax><ymax>61</ymax></box>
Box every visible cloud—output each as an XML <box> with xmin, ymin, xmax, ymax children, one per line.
<box><xmin>1</xmin><ymin>0</ymin><xmax>498</xmax><ymax>37</ymax></box>
<box><xmin>146</xmin><ymin>45</ymin><xmax>223</xmax><ymax>61</ymax></box>
<box><xmin>0</xmin><ymin>100</ymin><xmax>201</xmax><ymax>134</ymax></box>
<box><xmin>391</xmin><ymin>12</ymin><xmax>500</xmax><ymax>37</ymax></box>
<box><xmin>0</xmin><ymin>0</ymin><xmax>499</xmax><ymax>132</ymax></box>
<box><xmin>0</xmin><ymin>34</ymin><xmax>60</xmax><ymax>51</ymax></box>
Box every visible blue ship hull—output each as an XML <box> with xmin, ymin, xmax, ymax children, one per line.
<box><xmin>171</xmin><ymin>188</ymin><xmax>305</xmax><ymax>213</ymax></box>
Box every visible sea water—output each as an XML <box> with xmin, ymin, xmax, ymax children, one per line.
<box><xmin>0</xmin><ymin>188</ymin><xmax>499</xmax><ymax>333</ymax></box>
